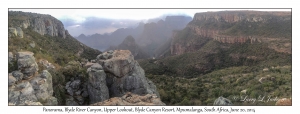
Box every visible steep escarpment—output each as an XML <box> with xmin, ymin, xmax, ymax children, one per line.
<box><xmin>9</xmin><ymin>11</ymin><xmax>66</xmax><ymax>38</ymax></box>
<box><xmin>171</xmin><ymin>11</ymin><xmax>291</xmax><ymax>55</ymax></box>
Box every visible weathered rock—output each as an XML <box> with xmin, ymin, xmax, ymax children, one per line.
<box><xmin>8</xmin><ymin>74</ymin><xmax>17</xmax><ymax>86</ymax></box>
<box><xmin>213</xmin><ymin>96</ymin><xmax>233</xmax><ymax>106</ymax></box>
<box><xmin>43</xmin><ymin>97</ymin><xmax>58</xmax><ymax>106</ymax></box>
<box><xmin>87</xmin><ymin>63</ymin><xmax>109</xmax><ymax>104</ymax></box>
<box><xmin>9</xmin><ymin>81</ymin><xmax>38</xmax><ymax>105</ymax></box>
<box><xmin>275</xmin><ymin>98</ymin><xmax>292</xmax><ymax>106</ymax></box>
<box><xmin>65</xmin><ymin>96</ymin><xmax>79</xmax><ymax>106</ymax></box>
<box><xmin>9</xmin><ymin>52</ymin><xmax>14</xmax><ymax>63</ymax></box>
<box><xmin>99</xmin><ymin>50</ymin><xmax>135</xmax><ymax>78</ymax></box>
<box><xmin>16</xmin><ymin>27</ymin><xmax>23</xmax><ymax>38</ymax></box>
<box><xmin>241</xmin><ymin>89</ymin><xmax>247</xmax><ymax>94</ymax></box>
<box><xmin>30</xmin><ymin>70</ymin><xmax>55</xmax><ymax>104</ymax></box>
<box><xmin>65</xmin><ymin>79</ymin><xmax>81</xmax><ymax>96</ymax></box>
<box><xmin>17</xmin><ymin>52</ymin><xmax>38</xmax><ymax>79</ymax></box>
<box><xmin>97</xmin><ymin>51</ymin><xmax>113</xmax><ymax>60</ymax></box>
<box><xmin>24</xmin><ymin>100</ymin><xmax>43</xmax><ymax>106</ymax></box>
<box><xmin>9</xmin><ymin>27</ymin><xmax>17</xmax><ymax>37</ymax></box>
<box><xmin>39</xmin><ymin>59</ymin><xmax>55</xmax><ymax>70</ymax></box>
<box><xmin>29</xmin><ymin>41</ymin><xmax>35</xmax><ymax>48</ymax></box>
<box><xmin>98</xmin><ymin>50</ymin><xmax>159</xmax><ymax>98</ymax></box>
<box><xmin>12</xmin><ymin>71</ymin><xmax>24</xmax><ymax>81</ymax></box>
<box><xmin>84</xmin><ymin>62</ymin><xmax>94</xmax><ymax>68</ymax></box>
<box><xmin>91</xmin><ymin>92</ymin><xmax>165</xmax><ymax>106</ymax></box>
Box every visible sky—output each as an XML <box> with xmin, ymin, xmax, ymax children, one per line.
<box><xmin>9</xmin><ymin>8</ymin><xmax>291</xmax><ymax>37</ymax></box>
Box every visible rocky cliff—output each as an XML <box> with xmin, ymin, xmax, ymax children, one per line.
<box><xmin>64</xmin><ymin>50</ymin><xmax>162</xmax><ymax>105</ymax></box>
<box><xmin>170</xmin><ymin>11</ymin><xmax>291</xmax><ymax>55</ymax></box>
<box><xmin>8</xmin><ymin>51</ymin><xmax>57</xmax><ymax>105</ymax></box>
<box><xmin>9</xmin><ymin>11</ymin><xmax>66</xmax><ymax>38</ymax></box>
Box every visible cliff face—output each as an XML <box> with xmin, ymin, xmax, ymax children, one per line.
<box><xmin>9</xmin><ymin>11</ymin><xmax>66</xmax><ymax>38</ymax></box>
<box><xmin>170</xmin><ymin>11</ymin><xmax>291</xmax><ymax>55</ymax></box>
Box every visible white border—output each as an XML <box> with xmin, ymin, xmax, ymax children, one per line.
<box><xmin>1</xmin><ymin>0</ymin><xmax>298</xmax><ymax>114</ymax></box>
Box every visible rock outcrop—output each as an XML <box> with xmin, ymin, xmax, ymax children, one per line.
<box><xmin>16</xmin><ymin>52</ymin><xmax>39</xmax><ymax>79</ymax></box>
<box><xmin>91</xmin><ymin>92</ymin><xmax>165</xmax><ymax>106</ymax></box>
<box><xmin>87</xmin><ymin>63</ymin><xmax>109</xmax><ymax>104</ymax></box>
<box><xmin>213</xmin><ymin>96</ymin><xmax>233</xmax><ymax>106</ymax></box>
<box><xmin>8</xmin><ymin>51</ymin><xmax>57</xmax><ymax>106</ymax></box>
<box><xmin>8</xmin><ymin>27</ymin><xmax>23</xmax><ymax>38</ymax></box>
<box><xmin>96</xmin><ymin>50</ymin><xmax>159</xmax><ymax>98</ymax></box>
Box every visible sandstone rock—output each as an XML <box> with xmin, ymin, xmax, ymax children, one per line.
<box><xmin>91</xmin><ymin>92</ymin><xmax>165</xmax><ymax>106</ymax></box>
<box><xmin>12</xmin><ymin>71</ymin><xmax>24</xmax><ymax>81</ymax></box>
<box><xmin>8</xmin><ymin>74</ymin><xmax>17</xmax><ymax>86</ymax></box>
<box><xmin>39</xmin><ymin>59</ymin><xmax>55</xmax><ymax>70</ymax></box>
<box><xmin>9</xmin><ymin>27</ymin><xmax>17</xmax><ymax>37</ymax></box>
<box><xmin>213</xmin><ymin>96</ymin><xmax>233</xmax><ymax>106</ymax></box>
<box><xmin>84</xmin><ymin>62</ymin><xmax>94</xmax><ymax>68</ymax></box>
<box><xmin>99</xmin><ymin>50</ymin><xmax>135</xmax><ymax>77</ymax></box>
<box><xmin>29</xmin><ymin>41</ymin><xmax>35</xmax><ymax>48</ymax></box>
<box><xmin>9</xmin><ymin>81</ymin><xmax>38</xmax><ymax>105</ymax></box>
<box><xmin>30</xmin><ymin>70</ymin><xmax>55</xmax><ymax>103</ymax></box>
<box><xmin>16</xmin><ymin>27</ymin><xmax>23</xmax><ymax>38</ymax></box>
<box><xmin>87</xmin><ymin>63</ymin><xmax>109</xmax><ymax>104</ymax></box>
<box><xmin>17</xmin><ymin>52</ymin><xmax>38</xmax><ymax>79</ymax></box>
<box><xmin>275</xmin><ymin>98</ymin><xmax>292</xmax><ymax>106</ymax></box>
<box><xmin>98</xmin><ymin>50</ymin><xmax>160</xmax><ymax>98</ymax></box>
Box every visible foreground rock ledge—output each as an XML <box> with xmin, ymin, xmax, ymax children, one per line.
<box><xmin>90</xmin><ymin>92</ymin><xmax>165</xmax><ymax>106</ymax></box>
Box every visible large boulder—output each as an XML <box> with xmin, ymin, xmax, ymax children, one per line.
<box><xmin>213</xmin><ymin>96</ymin><xmax>233</xmax><ymax>106</ymax></box>
<box><xmin>97</xmin><ymin>50</ymin><xmax>159</xmax><ymax>98</ymax></box>
<box><xmin>91</xmin><ymin>92</ymin><xmax>165</xmax><ymax>106</ymax></box>
<box><xmin>87</xmin><ymin>63</ymin><xmax>109</xmax><ymax>104</ymax></box>
<box><xmin>98</xmin><ymin>50</ymin><xmax>134</xmax><ymax>77</ymax></box>
<box><xmin>17</xmin><ymin>52</ymin><xmax>38</xmax><ymax>79</ymax></box>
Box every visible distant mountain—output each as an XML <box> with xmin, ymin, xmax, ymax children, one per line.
<box><xmin>76</xmin><ymin>22</ymin><xmax>145</xmax><ymax>51</ymax></box>
<box><xmin>75</xmin><ymin>15</ymin><xmax>192</xmax><ymax>55</ymax></box>
<box><xmin>106</xmin><ymin>35</ymin><xmax>149</xmax><ymax>59</ymax></box>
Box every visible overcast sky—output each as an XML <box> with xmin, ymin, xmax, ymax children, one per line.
<box><xmin>9</xmin><ymin>9</ymin><xmax>291</xmax><ymax>36</ymax></box>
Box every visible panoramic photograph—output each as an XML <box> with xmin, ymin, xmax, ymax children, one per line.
<box><xmin>8</xmin><ymin>9</ymin><xmax>291</xmax><ymax>106</ymax></box>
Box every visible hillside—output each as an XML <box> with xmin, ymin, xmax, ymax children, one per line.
<box><xmin>138</xmin><ymin>11</ymin><xmax>292</xmax><ymax>105</ymax></box>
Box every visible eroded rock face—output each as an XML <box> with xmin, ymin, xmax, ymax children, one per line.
<box><xmin>91</xmin><ymin>92</ymin><xmax>165</xmax><ymax>106</ymax></box>
<box><xmin>87</xmin><ymin>63</ymin><xmax>109</xmax><ymax>104</ymax></box>
<box><xmin>8</xmin><ymin>51</ymin><xmax>57</xmax><ymax>106</ymax></box>
<box><xmin>17</xmin><ymin>52</ymin><xmax>38</xmax><ymax>79</ymax></box>
<box><xmin>97</xmin><ymin>50</ymin><xmax>159</xmax><ymax>98</ymax></box>
<box><xmin>213</xmin><ymin>96</ymin><xmax>233</xmax><ymax>106</ymax></box>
